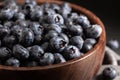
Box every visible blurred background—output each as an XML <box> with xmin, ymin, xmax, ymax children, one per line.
<box><xmin>66</xmin><ymin>0</ymin><xmax>120</xmax><ymax>54</ymax></box>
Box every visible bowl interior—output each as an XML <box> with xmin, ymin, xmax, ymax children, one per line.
<box><xmin>0</xmin><ymin>0</ymin><xmax>106</xmax><ymax>70</ymax></box>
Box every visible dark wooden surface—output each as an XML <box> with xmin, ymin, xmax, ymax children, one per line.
<box><xmin>0</xmin><ymin>0</ymin><xmax>106</xmax><ymax>80</ymax></box>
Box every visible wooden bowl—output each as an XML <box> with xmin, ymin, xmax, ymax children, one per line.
<box><xmin>0</xmin><ymin>0</ymin><xmax>106</xmax><ymax>80</ymax></box>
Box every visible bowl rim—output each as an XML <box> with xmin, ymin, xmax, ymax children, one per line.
<box><xmin>0</xmin><ymin>0</ymin><xmax>106</xmax><ymax>71</ymax></box>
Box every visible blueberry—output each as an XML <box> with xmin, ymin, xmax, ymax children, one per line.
<box><xmin>60</xmin><ymin>2</ymin><xmax>71</xmax><ymax>19</ymax></box>
<box><xmin>45</xmin><ymin>14</ymin><xmax>64</xmax><ymax>24</ymax></box>
<box><xmin>102</xmin><ymin>67</ymin><xmax>117</xmax><ymax>80</ymax></box>
<box><xmin>13</xmin><ymin>44</ymin><xmax>29</xmax><ymax>60</ymax></box>
<box><xmin>30</xmin><ymin>9</ymin><xmax>43</xmax><ymax>21</ymax></box>
<box><xmin>3</xmin><ymin>35</ymin><xmax>18</xmax><ymax>49</ymax></box>
<box><xmin>21</xmin><ymin>28</ymin><xmax>34</xmax><ymax>46</ymax></box>
<box><xmin>68</xmin><ymin>12</ymin><xmax>79</xmax><ymax>20</ymax></box>
<box><xmin>62</xmin><ymin>45</ymin><xmax>81</xmax><ymax>60</ymax></box>
<box><xmin>0</xmin><ymin>47</ymin><xmax>11</xmax><ymax>60</ymax></box>
<box><xmin>11</xmin><ymin>25</ymin><xmax>23</xmax><ymax>42</ymax></box>
<box><xmin>29</xmin><ymin>22</ymin><xmax>43</xmax><ymax>35</ymax></box>
<box><xmin>107</xmin><ymin>39</ymin><xmax>119</xmax><ymax>50</ymax></box>
<box><xmin>0</xmin><ymin>26</ymin><xmax>10</xmax><ymax>39</ymax></box>
<box><xmin>54</xmin><ymin>53</ymin><xmax>66</xmax><ymax>64</ymax></box>
<box><xmin>59</xmin><ymin>24</ymin><xmax>67</xmax><ymax>30</ymax></box>
<box><xmin>84</xmin><ymin>38</ymin><xmax>97</xmax><ymax>46</ymax></box>
<box><xmin>23</xmin><ymin>4</ymin><xmax>34</xmax><ymax>17</ymax></box>
<box><xmin>34</xmin><ymin>5</ymin><xmax>41</xmax><ymax>10</ymax></box>
<box><xmin>24</xmin><ymin>61</ymin><xmax>38</xmax><ymax>67</ymax></box>
<box><xmin>41</xmin><ymin>42</ymin><xmax>49</xmax><ymax>51</ymax></box>
<box><xmin>43</xmin><ymin>8</ymin><xmax>55</xmax><ymax>16</ymax></box>
<box><xmin>70</xmin><ymin>36</ymin><xmax>84</xmax><ymax>50</ymax></box>
<box><xmin>41</xmin><ymin>3</ymin><xmax>50</xmax><ymax>9</ymax></box>
<box><xmin>50</xmin><ymin>37</ymin><xmax>67</xmax><ymax>52</ymax></box>
<box><xmin>34</xmin><ymin>34</ymin><xmax>42</xmax><ymax>44</ymax></box>
<box><xmin>4</xmin><ymin>21</ymin><xmax>14</xmax><ymax>28</ymax></box>
<box><xmin>15</xmin><ymin>20</ymin><xmax>29</xmax><ymax>28</ymax></box>
<box><xmin>81</xmin><ymin>43</ymin><xmax>93</xmax><ymax>53</ymax></box>
<box><xmin>25</xmin><ymin>0</ymin><xmax>37</xmax><ymax>6</ymax></box>
<box><xmin>27</xmin><ymin>46</ymin><xmax>32</xmax><ymax>51</ymax></box>
<box><xmin>24</xmin><ymin>4</ymin><xmax>34</xmax><ymax>12</ymax></box>
<box><xmin>59</xmin><ymin>33</ymin><xmax>69</xmax><ymax>43</ymax></box>
<box><xmin>4</xmin><ymin>0</ymin><xmax>17</xmax><ymax>7</ymax></box>
<box><xmin>50</xmin><ymin>3</ymin><xmax>60</xmax><ymax>13</ymax></box>
<box><xmin>8</xmin><ymin>5</ymin><xmax>19</xmax><ymax>13</ymax></box>
<box><xmin>81</xmin><ymin>38</ymin><xmax>95</xmax><ymax>53</ymax></box>
<box><xmin>29</xmin><ymin>45</ymin><xmax>44</xmax><ymax>61</ymax></box>
<box><xmin>0</xmin><ymin>7</ymin><xmax>14</xmax><ymax>20</ymax></box>
<box><xmin>86</xmin><ymin>24</ymin><xmax>102</xmax><ymax>38</ymax></box>
<box><xmin>14</xmin><ymin>12</ymin><xmax>25</xmax><ymax>20</ymax></box>
<box><xmin>45</xmin><ymin>24</ymin><xmax>62</xmax><ymax>33</ymax></box>
<box><xmin>68</xmin><ymin>24</ymin><xmax>83</xmax><ymax>36</ymax></box>
<box><xmin>65</xmin><ymin>18</ymin><xmax>74</xmax><ymax>26</ymax></box>
<box><xmin>5</xmin><ymin>57</ymin><xmax>20</xmax><ymax>67</ymax></box>
<box><xmin>76</xmin><ymin>14</ymin><xmax>91</xmax><ymax>29</ymax></box>
<box><xmin>39</xmin><ymin>52</ymin><xmax>54</xmax><ymax>66</ymax></box>
<box><xmin>44</xmin><ymin>30</ymin><xmax>58</xmax><ymax>41</ymax></box>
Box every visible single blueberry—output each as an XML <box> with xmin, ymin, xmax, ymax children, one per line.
<box><xmin>50</xmin><ymin>37</ymin><xmax>68</xmax><ymax>52</ymax></box>
<box><xmin>62</xmin><ymin>45</ymin><xmax>81</xmax><ymax>60</ymax></box>
<box><xmin>5</xmin><ymin>57</ymin><xmax>20</xmax><ymax>67</ymax></box>
<box><xmin>45</xmin><ymin>24</ymin><xmax>62</xmax><ymax>33</ymax></box>
<box><xmin>70</xmin><ymin>36</ymin><xmax>84</xmax><ymax>50</ymax></box>
<box><xmin>50</xmin><ymin>3</ymin><xmax>60</xmax><ymax>13</ymax></box>
<box><xmin>44</xmin><ymin>30</ymin><xmax>58</xmax><ymax>41</ymax></box>
<box><xmin>39</xmin><ymin>52</ymin><xmax>54</xmax><ymax>66</ymax></box>
<box><xmin>11</xmin><ymin>25</ymin><xmax>23</xmax><ymax>42</ymax></box>
<box><xmin>54</xmin><ymin>53</ymin><xmax>66</xmax><ymax>64</ymax></box>
<box><xmin>4</xmin><ymin>0</ymin><xmax>17</xmax><ymax>6</ymax></box>
<box><xmin>59</xmin><ymin>33</ymin><xmax>69</xmax><ymax>43</ymax></box>
<box><xmin>0</xmin><ymin>47</ymin><xmax>11</xmax><ymax>60</ymax></box>
<box><xmin>76</xmin><ymin>14</ymin><xmax>91</xmax><ymax>29</ymax></box>
<box><xmin>34</xmin><ymin>34</ymin><xmax>42</xmax><ymax>44</ymax></box>
<box><xmin>15</xmin><ymin>20</ymin><xmax>30</xmax><ymax>28</ymax></box>
<box><xmin>0</xmin><ymin>7</ymin><xmax>14</xmax><ymax>20</ymax></box>
<box><xmin>29</xmin><ymin>45</ymin><xmax>44</xmax><ymax>61</ymax></box>
<box><xmin>14</xmin><ymin>12</ymin><xmax>25</xmax><ymax>20</ymax></box>
<box><xmin>3</xmin><ymin>35</ymin><xmax>18</xmax><ymax>49</ymax></box>
<box><xmin>4</xmin><ymin>21</ymin><xmax>14</xmax><ymax>28</ymax></box>
<box><xmin>60</xmin><ymin>2</ymin><xmax>71</xmax><ymax>19</ymax></box>
<box><xmin>45</xmin><ymin>14</ymin><xmax>64</xmax><ymax>24</ymax></box>
<box><xmin>21</xmin><ymin>28</ymin><xmax>34</xmax><ymax>46</ymax></box>
<box><xmin>13</xmin><ymin>44</ymin><xmax>29</xmax><ymax>60</ymax></box>
<box><xmin>84</xmin><ymin>38</ymin><xmax>97</xmax><ymax>46</ymax></box>
<box><xmin>41</xmin><ymin>42</ymin><xmax>49</xmax><ymax>51</ymax></box>
<box><xmin>102</xmin><ymin>67</ymin><xmax>117</xmax><ymax>80</ymax></box>
<box><xmin>107</xmin><ymin>39</ymin><xmax>119</xmax><ymax>50</ymax></box>
<box><xmin>0</xmin><ymin>26</ymin><xmax>10</xmax><ymax>39</ymax></box>
<box><xmin>29</xmin><ymin>22</ymin><xmax>43</xmax><ymax>35</ymax></box>
<box><xmin>81</xmin><ymin>43</ymin><xmax>93</xmax><ymax>53</ymax></box>
<box><xmin>68</xmin><ymin>24</ymin><xmax>83</xmax><ymax>36</ymax></box>
<box><xmin>30</xmin><ymin>9</ymin><xmax>43</xmax><ymax>21</ymax></box>
<box><xmin>25</xmin><ymin>0</ymin><xmax>37</xmax><ymax>6</ymax></box>
<box><xmin>86</xmin><ymin>24</ymin><xmax>102</xmax><ymax>38</ymax></box>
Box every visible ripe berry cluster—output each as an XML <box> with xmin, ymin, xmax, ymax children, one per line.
<box><xmin>0</xmin><ymin>0</ymin><xmax>102</xmax><ymax>67</ymax></box>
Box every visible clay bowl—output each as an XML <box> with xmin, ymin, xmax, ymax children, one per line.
<box><xmin>0</xmin><ymin>0</ymin><xmax>106</xmax><ymax>80</ymax></box>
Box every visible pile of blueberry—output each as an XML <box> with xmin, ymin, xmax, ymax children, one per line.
<box><xmin>0</xmin><ymin>0</ymin><xmax>102</xmax><ymax>67</ymax></box>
